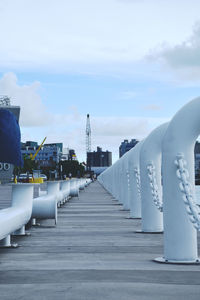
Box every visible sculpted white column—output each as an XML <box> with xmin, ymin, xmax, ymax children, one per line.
<box><xmin>155</xmin><ymin>97</ymin><xmax>200</xmax><ymax>263</ymax></box>
<box><xmin>127</xmin><ymin>141</ymin><xmax>144</xmax><ymax>218</ymax></box>
<box><xmin>120</xmin><ymin>152</ymin><xmax>131</xmax><ymax>210</ymax></box>
<box><xmin>139</xmin><ymin>123</ymin><xmax>168</xmax><ymax>232</ymax></box>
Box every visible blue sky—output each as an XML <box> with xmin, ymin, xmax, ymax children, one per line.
<box><xmin>1</xmin><ymin>0</ymin><xmax>200</xmax><ymax>162</ymax></box>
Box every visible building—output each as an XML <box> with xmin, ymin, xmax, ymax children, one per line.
<box><xmin>68</xmin><ymin>149</ymin><xmax>77</xmax><ymax>160</ymax></box>
<box><xmin>119</xmin><ymin>139</ymin><xmax>139</xmax><ymax>158</ymax></box>
<box><xmin>87</xmin><ymin>147</ymin><xmax>112</xmax><ymax>168</ymax></box>
<box><xmin>21</xmin><ymin>141</ymin><xmax>63</xmax><ymax>166</ymax></box>
<box><xmin>21</xmin><ymin>141</ymin><xmax>77</xmax><ymax>166</ymax></box>
<box><xmin>60</xmin><ymin>148</ymin><xmax>77</xmax><ymax>161</ymax></box>
<box><xmin>44</xmin><ymin>143</ymin><xmax>63</xmax><ymax>153</ymax></box>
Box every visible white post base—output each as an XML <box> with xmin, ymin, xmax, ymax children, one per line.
<box><xmin>31</xmin><ymin>218</ymin><xmax>40</xmax><ymax>226</ymax></box>
<box><xmin>154</xmin><ymin>257</ymin><xmax>200</xmax><ymax>265</ymax></box>
<box><xmin>135</xmin><ymin>230</ymin><xmax>163</xmax><ymax>234</ymax></box>
<box><xmin>0</xmin><ymin>235</ymin><xmax>18</xmax><ymax>248</ymax></box>
<box><xmin>12</xmin><ymin>225</ymin><xmax>30</xmax><ymax>236</ymax></box>
<box><xmin>126</xmin><ymin>217</ymin><xmax>141</xmax><ymax>219</ymax></box>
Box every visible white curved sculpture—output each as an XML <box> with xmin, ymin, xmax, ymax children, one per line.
<box><xmin>32</xmin><ymin>178</ymin><xmax>89</xmax><ymax>225</ymax></box>
<box><xmin>79</xmin><ymin>178</ymin><xmax>86</xmax><ymax>190</ymax></box>
<box><xmin>61</xmin><ymin>180</ymin><xmax>71</xmax><ymax>201</ymax></box>
<box><xmin>0</xmin><ymin>184</ymin><xmax>34</xmax><ymax>247</ymax></box>
<box><xmin>98</xmin><ymin>141</ymin><xmax>144</xmax><ymax>216</ymax></box>
<box><xmin>127</xmin><ymin>141</ymin><xmax>144</xmax><ymax>218</ymax></box>
<box><xmin>32</xmin><ymin>181</ymin><xmax>59</xmax><ymax>224</ymax></box>
<box><xmin>139</xmin><ymin>123</ymin><xmax>168</xmax><ymax>232</ymax></box>
<box><xmin>70</xmin><ymin>179</ymin><xmax>79</xmax><ymax>197</ymax></box>
<box><xmin>155</xmin><ymin>97</ymin><xmax>200</xmax><ymax>263</ymax></box>
<box><xmin>98</xmin><ymin>160</ymin><xmax>122</xmax><ymax>204</ymax></box>
<box><xmin>113</xmin><ymin>161</ymin><xmax>122</xmax><ymax>203</ymax></box>
<box><xmin>119</xmin><ymin>152</ymin><xmax>131</xmax><ymax>210</ymax></box>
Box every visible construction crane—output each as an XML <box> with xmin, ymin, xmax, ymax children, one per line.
<box><xmin>86</xmin><ymin>114</ymin><xmax>91</xmax><ymax>169</ymax></box>
<box><xmin>31</xmin><ymin>137</ymin><xmax>47</xmax><ymax>160</ymax></box>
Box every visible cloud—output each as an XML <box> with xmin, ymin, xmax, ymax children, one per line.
<box><xmin>149</xmin><ymin>22</ymin><xmax>200</xmax><ymax>80</ymax></box>
<box><xmin>0</xmin><ymin>0</ymin><xmax>199</xmax><ymax>74</ymax></box>
<box><xmin>90</xmin><ymin>115</ymin><xmax>169</xmax><ymax>162</ymax></box>
<box><xmin>20</xmin><ymin>112</ymin><xmax>168</xmax><ymax>163</ymax></box>
<box><xmin>0</xmin><ymin>72</ymin><xmax>51</xmax><ymax>126</ymax></box>
<box><xmin>92</xmin><ymin>116</ymin><xmax>148</xmax><ymax>137</ymax></box>
<box><xmin>0</xmin><ymin>72</ymin><xmax>170</xmax><ymax>163</ymax></box>
<box><xmin>161</xmin><ymin>23</ymin><xmax>200</xmax><ymax>68</ymax></box>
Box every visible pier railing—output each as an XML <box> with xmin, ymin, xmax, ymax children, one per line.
<box><xmin>0</xmin><ymin>178</ymin><xmax>91</xmax><ymax>247</ymax></box>
<box><xmin>98</xmin><ymin>97</ymin><xmax>200</xmax><ymax>264</ymax></box>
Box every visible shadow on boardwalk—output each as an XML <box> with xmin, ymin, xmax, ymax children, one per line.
<box><xmin>0</xmin><ymin>181</ymin><xmax>200</xmax><ymax>299</ymax></box>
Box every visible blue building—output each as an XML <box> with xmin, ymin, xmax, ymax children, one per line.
<box><xmin>119</xmin><ymin>139</ymin><xmax>139</xmax><ymax>158</ymax></box>
<box><xmin>21</xmin><ymin>141</ymin><xmax>62</xmax><ymax>166</ymax></box>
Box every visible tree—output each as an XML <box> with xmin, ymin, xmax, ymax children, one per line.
<box><xmin>14</xmin><ymin>155</ymin><xmax>38</xmax><ymax>176</ymax></box>
<box><xmin>60</xmin><ymin>160</ymin><xmax>85</xmax><ymax>178</ymax></box>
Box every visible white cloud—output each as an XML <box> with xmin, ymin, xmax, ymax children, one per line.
<box><xmin>21</xmin><ymin>113</ymin><xmax>168</xmax><ymax>163</ymax></box>
<box><xmin>0</xmin><ymin>0</ymin><xmax>199</xmax><ymax>73</ymax></box>
<box><xmin>149</xmin><ymin>22</ymin><xmax>200</xmax><ymax>80</ymax></box>
<box><xmin>0</xmin><ymin>72</ymin><xmax>51</xmax><ymax>126</ymax></box>
<box><xmin>91</xmin><ymin>116</ymin><xmax>169</xmax><ymax>162</ymax></box>
<box><xmin>0</xmin><ymin>71</ymin><xmax>170</xmax><ymax>163</ymax></box>
<box><xmin>92</xmin><ymin>116</ymin><xmax>148</xmax><ymax>137</ymax></box>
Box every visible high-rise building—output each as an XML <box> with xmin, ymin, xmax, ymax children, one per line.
<box><xmin>87</xmin><ymin>147</ymin><xmax>112</xmax><ymax>168</ymax></box>
<box><xmin>119</xmin><ymin>139</ymin><xmax>139</xmax><ymax>158</ymax></box>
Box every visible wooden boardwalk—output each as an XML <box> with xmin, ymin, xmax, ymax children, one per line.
<box><xmin>0</xmin><ymin>181</ymin><xmax>200</xmax><ymax>299</ymax></box>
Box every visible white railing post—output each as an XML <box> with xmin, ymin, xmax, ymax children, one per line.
<box><xmin>139</xmin><ymin>123</ymin><xmax>168</xmax><ymax>232</ymax></box>
<box><xmin>155</xmin><ymin>97</ymin><xmax>200</xmax><ymax>264</ymax></box>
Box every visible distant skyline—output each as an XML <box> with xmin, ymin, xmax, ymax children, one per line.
<box><xmin>1</xmin><ymin>0</ymin><xmax>200</xmax><ymax>162</ymax></box>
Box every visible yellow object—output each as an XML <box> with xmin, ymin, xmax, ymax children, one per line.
<box><xmin>32</xmin><ymin>137</ymin><xmax>47</xmax><ymax>160</ymax></box>
<box><xmin>29</xmin><ymin>177</ymin><xmax>44</xmax><ymax>183</ymax></box>
<box><xmin>14</xmin><ymin>177</ymin><xmax>17</xmax><ymax>184</ymax></box>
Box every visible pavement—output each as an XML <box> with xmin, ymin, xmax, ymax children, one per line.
<box><xmin>0</xmin><ymin>181</ymin><xmax>200</xmax><ymax>299</ymax></box>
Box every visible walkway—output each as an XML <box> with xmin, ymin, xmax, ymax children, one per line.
<box><xmin>0</xmin><ymin>181</ymin><xmax>200</xmax><ymax>299</ymax></box>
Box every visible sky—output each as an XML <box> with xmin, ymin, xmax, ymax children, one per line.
<box><xmin>1</xmin><ymin>0</ymin><xmax>200</xmax><ymax>162</ymax></box>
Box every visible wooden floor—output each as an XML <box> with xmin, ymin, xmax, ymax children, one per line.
<box><xmin>0</xmin><ymin>181</ymin><xmax>200</xmax><ymax>299</ymax></box>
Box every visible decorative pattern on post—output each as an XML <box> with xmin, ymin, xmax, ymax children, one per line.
<box><xmin>126</xmin><ymin>170</ymin><xmax>130</xmax><ymax>191</ymax></box>
<box><xmin>134</xmin><ymin>167</ymin><xmax>141</xmax><ymax>199</ymax></box>
<box><xmin>147</xmin><ymin>163</ymin><xmax>163</xmax><ymax>212</ymax></box>
<box><xmin>175</xmin><ymin>153</ymin><xmax>200</xmax><ymax>231</ymax></box>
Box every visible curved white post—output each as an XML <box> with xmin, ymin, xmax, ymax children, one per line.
<box><xmin>139</xmin><ymin>123</ymin><xmax>168</xmax><ymax>232</ymax></box>
<box><xmin>70</xmin><ymin>179</ymin><xmax>79</xmax><ymax>197</ymax></box>
<box><xmin>127</xmin><ymin>141</ymin><xmax>144</xmax><ymax>218</ymax></box>
<box><xmin>98</xmin><ymin>141</ymin><xmax>144</xmax><ymax>216</ymax></box>
<box><xmin>112</xmin><ymin>162</ymin><xmax>120</xmax><ymax>201</ymax></box>
<box><xmin>0</xmin><ymin>183</ymin><xmax>34</xmax><ymax>247</ymax></box>
<box><xmin>57</xmin><ymin>182</ymin><xmax>64</xmax><ymax>206</ymax></box>
<box><xmin>156</xmin><ymin>97</ymin><xmax>200</xmax><ymax>263</ymax></box>
<box><xmin>61</xmin><ymin>180</ymin><xmax>70</xmax><ymax>201</ymax></box>
<box><xmin>79</xmin><ymin>179</ymin><xmax>85</xmax><ymax>190</ymax></box>
<box><xmin>120</xmin><ymin>152</ymin><xmax>131</xmax><ymax>210</ymax></box>
<box><xmin>32</xmin><ymin>181</ymin><xmax>59</xmax><ymax>224</ymax></box>
<box><xmin>47</xmin><ymin>181</ymin><xmax>60</xmax><ymax>195</ymax></box>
